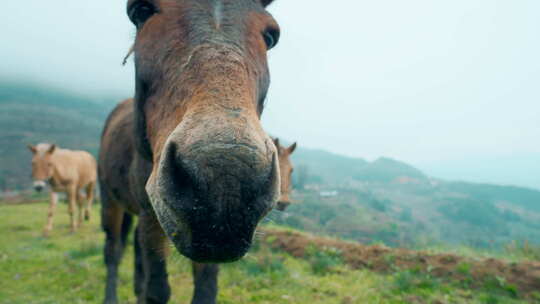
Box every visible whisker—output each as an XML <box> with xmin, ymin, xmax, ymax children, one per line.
<box><xmin>122</xmin><ymin>44</ymin><xmax>135</xmax><ymax>66</ymax></box>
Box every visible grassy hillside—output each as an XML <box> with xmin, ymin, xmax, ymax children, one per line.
<box><xmin>0</xmin><ymin>202</ymin><xmax>535</xmax><ymax>303</ymax></box>
<box><xmin>278</xmin><ymin>183</ymin><xmax>540</xmax><ymax>250</ymax></box>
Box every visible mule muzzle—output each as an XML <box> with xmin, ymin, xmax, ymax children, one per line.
<box><xmin>147</xmin><ymin>138</ymin><xmax>279</xmax><ymax>263</ymax></box>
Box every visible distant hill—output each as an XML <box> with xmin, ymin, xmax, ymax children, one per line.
<box><xmin>353</xmin><ymin>157</ymin><xmax>428</xmax><ymax>183</ymax></box>
<box><xmin>291</xmin><ymin>147</ymin><xmax>368</xmax><ymax>184</ymax></box>
<box><xmin>289</xmin><ymin>146</ymin><xmax>429</xmax><ymax>186</ymax></box>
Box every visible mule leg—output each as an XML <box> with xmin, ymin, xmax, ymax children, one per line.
<box><xmin>138</xmin><ymin>213</ymin><xmax>171</xmax><ymax>304</ymax></box>
<box><xmin>102</xmin><ymin>205</ymin><xmax>133</xmax><ymax>304</ymax></box>
<box><xmin>191</xmin><ymin>263</ymin><xmax>219</xmax><ymax>304</ymax></box>
<box><xmin>43</xmin><ymin>192</ymin><xmax>58</xmax><ymax>237</ymax></box>
<box><xmin>133</xmin><ymin>225</ymin><xmax>144</xmax><ymax>298</ymax></box>
<box><xmin>67</xmin><ymin>186</ymin><xmax>78</xmax><ymax>232</ymax></box>
<box><xmin>85</xmin><ymin>182</ymin><xmax>95</xmax><ymax>221</ymax></box>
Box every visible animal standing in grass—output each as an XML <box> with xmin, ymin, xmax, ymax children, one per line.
<box><xmin>28</xmin><ymin>143</ymin><xmax>97</xmax><ymax>236</ymax></box>
<box><xmin>273</xmin><ymin>138</ymin><xmax>297</xmax><ymax>211</ymax></box>
<box><xmin>98</xmin><ymin>0</ymin><xmax>283</xmax><ymax>303</ymax></box>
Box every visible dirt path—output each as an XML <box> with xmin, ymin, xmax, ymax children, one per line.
<box><xmin>262</xmin><ymin>228</ymin><xmax>540</xmax><ymax>299</ymax></box>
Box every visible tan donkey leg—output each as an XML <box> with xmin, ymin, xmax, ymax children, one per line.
<box><xmin>43</xmin><ymin>192</ymin><xmax>58</xmax><ymax>237</ymax></box>
<box><xmin>67</xmin><ymin>187</ymin><xmax>78</xmax><ymax>233</ymax></box>
<box><xmin>84</xmin><ymin>182</ymin><xmax>95</xmax><ymax>221</ymax></box>
<box><xmin>77</xmin><ymin>190</ymin><xmax>85</xmax><ymax>227</ymax></box>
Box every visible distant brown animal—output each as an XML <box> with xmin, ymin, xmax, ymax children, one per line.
<box><xmin>28</xmin><ymin>143</ymin><xmax>97</xmax><ymax>236</ymax></box>
<box><xmin>98</xmin><ymin>0</ymin><xmax>283</xmax><ymax>303</ymax></box>
<box><xmin>273</xmin><ymin>138</ymin><xmax>297</xmax><ymax>211</ymax></box>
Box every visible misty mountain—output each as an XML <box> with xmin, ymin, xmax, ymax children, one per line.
<box><xmin>420</xmin><ymin>155</ymin><xmax>540</xmax><ymax>191</ymax></box>
<box><xmin>290</xmin><ymin>148</ymin><xmax>368</xmax><ymax>184</ymax></box>
<box><xmin>291</xmin><ymin>148</ymin><xmax>429</xmax><ymax>186</ymax></box>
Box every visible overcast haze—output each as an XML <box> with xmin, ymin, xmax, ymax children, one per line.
<box><xmin>1</xmin><ymin>1</ymin><xmax>539</xmax><ymax>189</ymax></box>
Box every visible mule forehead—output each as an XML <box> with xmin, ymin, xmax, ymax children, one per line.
<box><xmin>34</xmin><ymin>143</ymin><xmax>54</xmax><ymax>157</ymax></box>
<box><xmin>278</xmin><ymin>148</ymin><xmax>293</xmax><ymax>171</ymax></box>
<box><xmin>279</xmin><ymin>157</ymin><xmax>292</xmax><ymax>172</ymax></box>
<box><xmin>132</xmin><ymin>0</ymin><xmax>269</xmax><ymax>45</ymax></box>
<box><xmin>128</xmin><ymin>0</ymin><xmax>264</xmax><ymax>17</ymax></box>
<box><xmin>278</xmin><ymin>147</ymin><xmax>291</xmax><ymax>158</ymax></box>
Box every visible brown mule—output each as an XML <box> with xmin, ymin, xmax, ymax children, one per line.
<box><xmin>98</xmin><ymin>0</ymin><xmax>282</xmax><ymax>303</ymax></box>
<box><xmin>273</xmin><ymin>138</ymin><xmax>297</xmax><ymax>211</ymax></box>
<box><xmin>28</xmin><ymin>143</ymin><xmax>97</xmax><ymax>236</ymax></box>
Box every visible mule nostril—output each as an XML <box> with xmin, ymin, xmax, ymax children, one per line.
<box><xmin>161</xmin><ymin>143</ymin><xmax>199</xmax><ymax>213</ymax></box>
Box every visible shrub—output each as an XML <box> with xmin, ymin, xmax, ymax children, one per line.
<box><xmin>392</xmin><ymin>270</ymin><xmax>439</xmax><ymax>293</ymax></box>
<box><xmin>241</xmin><ymin>253</ymin><xmax>287</xmax><ymax>277</ymax></box>
<box><xmin>305</xmin><ymin>245</ymin><xmax>343</xmax><ymax>275</ymax></box>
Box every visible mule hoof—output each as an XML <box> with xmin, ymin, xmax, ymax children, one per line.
<box><xmin>84</xmin><ymin>213</ymin><xmax>90</xmax><ymax>221</ymax></box>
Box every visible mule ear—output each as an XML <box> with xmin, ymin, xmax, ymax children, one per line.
<box><xmin>273</xmin><ymin>138</ymin><xmax>280</xmax><ymax>149</ymax></box>
<box><xmin>288</xmin><ymin>142</ymin><xmax>297</xmax><ymax>154</ymax></box>
<box><xmin>47</xmin><ymin>144</ymin><xmax>56</xmax><ymax>154</ymax></box>
<box><xmin>27</xmin><ymin>145</ymin><xmax>37</xmax><ymax>154</ymax></box>
<box><xmin>261</xmin><ymin>0</ymin><xmax>276</xmax><ymax>8</ymax></box>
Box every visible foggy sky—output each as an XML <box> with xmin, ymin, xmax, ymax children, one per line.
<box><xmin>1</xmin><ymin>1</ymin><xmax>539</xmax><ymax>189</ymax></box>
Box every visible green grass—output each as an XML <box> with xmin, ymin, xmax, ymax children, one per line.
<box><xmin>0</xmin><ymin>202</ymin><xmax>531</xmax><ymax>304</ymax></box>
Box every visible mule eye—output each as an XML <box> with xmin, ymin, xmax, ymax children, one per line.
<box><xmin>128</xmin><ymin>1</ymin><xmax>156</xmax><ymax>28</ymax></box>
<box><xmin>263</xmin><ymin>29</ymin><xmax>279</xmax><ymax>50</ymax></box>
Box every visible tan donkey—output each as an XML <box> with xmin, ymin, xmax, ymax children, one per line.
<box><xmin>28</xmin><ymin>143</ymin><xmax>97</xmax><ymax>236</ymax></box>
